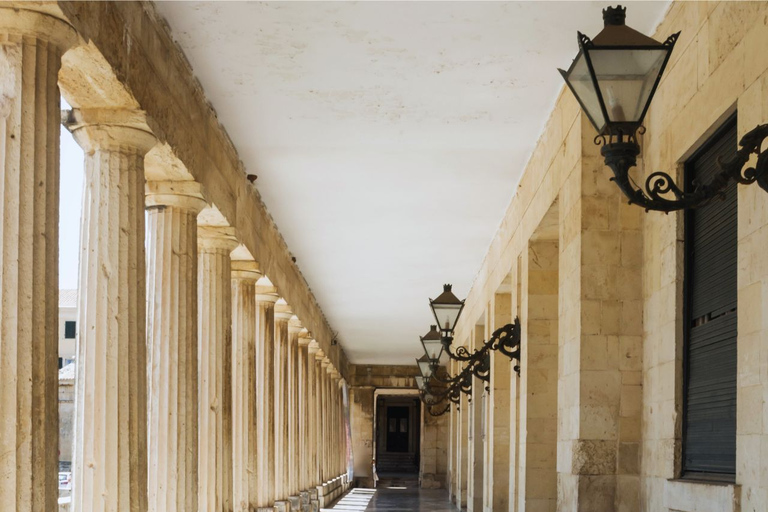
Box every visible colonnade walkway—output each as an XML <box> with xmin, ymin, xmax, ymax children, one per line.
<box><xmin>326</xmin><ymin>488</ymin><xmax>458</xmax><ymax>512</ymax></box>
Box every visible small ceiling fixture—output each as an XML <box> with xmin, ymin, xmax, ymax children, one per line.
<box><xmin>560</xmin><ymin>5</ymin><xmax>768</xmax><ymax>212</ymax></box>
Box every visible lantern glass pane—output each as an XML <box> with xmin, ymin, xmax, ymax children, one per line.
<box><xmin>432</xmin><ymin>303</ymin><xmax>462</xmax><ymax>332</ymax></box>
<box><xmin>564</xmin><ymin>51</ymin><xmax>606</xmax><ymax>133</ymax></box>
<box><xmin>418</xmin><ymin>359</ymin><xmax>433</xmax><ymax>379</ymax></box>
<box><xmin>422</xmin><ymin>338</ymin><xmax>444</xmax><ymax>363</ymax></box>
<box><xmin>415</xmin><ymin>376</ymin><xmax>424</xmax><ymax>390</ymax></box>
<box><xmin>589</xmin><ymin>48</ymin><xmax>667</xmax><ymax>124</ymax></box>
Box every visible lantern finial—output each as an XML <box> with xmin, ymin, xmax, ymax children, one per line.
<box><xmin>602</xmin><ymin>5</ymin><xmax>626</xmax><ymax>26</ymax></box>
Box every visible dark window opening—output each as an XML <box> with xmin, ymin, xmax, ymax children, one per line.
<box><xmin>64</xmin><ymin>321</ymin><xmax>76</xmax><ymax>339</ymax></box>
<box><xmin>682</xmin><ymin>114</ymin><xmax>738</xmax><ymax>480</ymax></box>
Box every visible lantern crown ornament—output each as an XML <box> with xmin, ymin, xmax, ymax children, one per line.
<box><xmin>560</xmin><ymin>5</ymin><xmax>768</xmax><ymax>212</ymax></box>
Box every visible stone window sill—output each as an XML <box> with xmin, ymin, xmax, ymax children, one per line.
<box><xmin>663</xmin><ymin>478</ymin><xmax>740</xmax><ymax>512</ymax></box>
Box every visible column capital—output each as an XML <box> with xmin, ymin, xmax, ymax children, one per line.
<box><xmin>308</xmin><ymin>340</ymin><xmax>320</xmax><ymax>353</ymax></box>
<box><xmin>146</xmin><ymin>180</ymin><xmax>207</xmax><ymax>213</ymax></box>
<box><xmin>298</xmin><ymin>329</ymin><xmax>312</xmax><ymax>347</ymax></box>
<box><xmin>275</xmin><ymin>301</ymin><xmax>294</xmax><ymax>322</ymax></box>
<box><xmin>288</xmin><ymin>315</ymin><xmax>303</xmax><ymax>336</ymax></box>
<box><xmin>198</xmin><ymin>225</ymin><xmax>239</xmax><ymax>253</ymax></box>
<box><xmin>0</xmin><ymin>8</ymin><xmax>77</xmax><ymax>50</ymax></box>
<box><xmin>255</xmin><ymin>277</ymin><xmax>279</xmax><ymax>303</ymax></box>
<box><xmin>231</xmin><ymin>259</ymin><xmax>261</xmax><ymax>282</ymax></box>
<box><xmin>314</xmin><ymin>348</ymin><xmax>326</xmax><ymax>361</ymax></box>
<box><xmin>64</xmin><ymin>108</ymin><xmax>156</xmax><ymax>154</ymax></box>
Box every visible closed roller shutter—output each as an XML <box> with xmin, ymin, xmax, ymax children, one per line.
<box><xmin>682</xmin><ymin>115</ymin><xmax>737</xmax><ymax>478</ymax></box>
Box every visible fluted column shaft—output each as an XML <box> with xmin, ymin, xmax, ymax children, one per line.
<box><xmin>320</xmin><ymin>359</ymin><xmax>331</xmax><ymax>482</ymax></box>
<box><xmin>255</xmin><ymin>286</ymin><xmax>278</xmax><ymax>508</ymax></box>
<box><xmin>0</xmin><ymin>10</ymin><xmax>75</xmax><ymax>512</ymax></box>
<box><xmin>297</xmin><ymin>335</ymin><xmax>311</xmax><ymax>491</ymax></box>
<box><xmin>273</xmin><ymin>304</ymin><xmax>291</xmax><ymax>502</ymax></box>
<box><xmin>314</xmin><ymin>350</ymin><xmax>325</xmax><ymax>485</ymax></box>
<box><xmin>146</xmin><ymin>182</ymin><xmax>207</xmax><ymax>512</ymax></box>
<box><xmin>308</xmin><ymin>344</ymin><xmax>319</xmax><ymax>487</ymax></box>
<box><xmin>287</xmin><ymin>319</ymin><xmax>302</xmax><ymax>497</ymax></box>
<box><xmin>69</xmin><ymin>112</ymin><xmax>156</xmax><ymax>512</ymax></box>
<box><xmin>231</xmin><ymin>261</ymin><xmax>260</xmax><ymax>511</ymax></box>
<box><xmin>198</xmin><ymin>228</ymin><xmax>238</xmax><ymax>512</ymax></box>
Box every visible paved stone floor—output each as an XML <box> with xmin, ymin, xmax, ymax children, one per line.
<box><xmin>327</xmin><ymin>487</ymin><xmax>459</xmax><ymax>512</ymax></box>
<box><xmin>366</xmin><ymin>488</ymin><xmax>458</xmax><ymax>511</ymax></box>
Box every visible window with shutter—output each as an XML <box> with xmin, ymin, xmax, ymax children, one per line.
<box><xmin>682</xmin><ymin>114</ymin><xmax>738</xmax><ymax>480</ymax></box>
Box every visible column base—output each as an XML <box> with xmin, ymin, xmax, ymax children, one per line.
<box><xmin>288</xmin><ymin>496</ymin><xmax>301</xmax><ymax>511</ymax></box>
<box><xmin>308</xmin><ymin>499</ymin><xmax>319</xmax><ymax>512</ymax></box>
<box><xmin>298</xmin><ymin>491</ymin><xmax>310</xmax><ymax>512</ymax></box>
<box><xmin>274</xmin><ymin>501</ymin><xmax>290</xmax><ymax>512</ymax></box>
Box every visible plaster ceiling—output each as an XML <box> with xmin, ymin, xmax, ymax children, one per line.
<box><xmin>155</xmin><ymin>1</ymin><xmax>670</xmax><ymax>364</ymax></box>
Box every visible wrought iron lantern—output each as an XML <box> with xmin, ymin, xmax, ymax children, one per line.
<box><xmin>416</xmin><ymin>354</ymin><xmax>434</xmax><ymax>379</ymax></box>
<box><xmin>429</xmin><ymin>284</ymin><xmax>465</xmax><ymax>340</ymax></box>
<box><xmin>421</xmin><ymin>324</ymin><xmax>444</xmax><ymax>364</ymax></box>
<box><xmin>560</xmin><ymin>5</ymin><xmax>768</xmax><ymax>212</ymax></box>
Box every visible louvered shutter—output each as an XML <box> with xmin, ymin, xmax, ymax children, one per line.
<box><xmin>682</xmin><ymin>116</ymin><xmax>738</xmax><ymax>478</ymax></box>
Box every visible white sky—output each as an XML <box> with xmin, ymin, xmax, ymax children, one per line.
<box><xmin>59</xmin><ymin>99</ymin><xmax>84</xmax><ymax>291</ymax></box>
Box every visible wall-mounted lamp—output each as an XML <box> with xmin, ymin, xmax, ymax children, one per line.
<box><xmin>560</xmin><ymin>5</ymin><xmax>768</xmax><ymax>212</ymax></box>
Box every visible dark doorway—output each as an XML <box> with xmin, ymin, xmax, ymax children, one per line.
<box><xmin>375</xmin><ymin>396</ymin><xmax>420</xmax><ymax>476</ymax></box>
<box><xmin>386</xmin><ymin>406</ymin><xmax>410</xmax><ymax>452</ymax></box>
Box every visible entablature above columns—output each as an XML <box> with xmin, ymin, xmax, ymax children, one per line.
<box><xmin>47</xmin><ymin>0</ymin><xmax>350</xmax><ymax>379</ymax></box>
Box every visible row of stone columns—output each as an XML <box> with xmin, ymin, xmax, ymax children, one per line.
<box><xmin>0</xmin><ymin>8</ymin><xmax>349</xmax><ymax>512</ymax></box>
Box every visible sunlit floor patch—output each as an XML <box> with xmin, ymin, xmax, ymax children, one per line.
<box><xmin>322</xmin><ymin>488</ymin><xmax>377</xmax><ymax>511</ymax></box>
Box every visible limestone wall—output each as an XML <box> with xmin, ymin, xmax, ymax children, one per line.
<box><xmin>448</xmin><ymin>2</ymin><xmax>768</xmax><ymax>511</ymax></box>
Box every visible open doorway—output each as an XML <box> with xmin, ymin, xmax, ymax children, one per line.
<box><xmin>375</xmin><ymin>395</ymin><xmax>421</xmax><ymax>477</ymax></box>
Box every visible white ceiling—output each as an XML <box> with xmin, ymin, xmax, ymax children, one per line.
<box><xmin>155</xmin><ymin>1</ymin><xmax>670</xmax><ymax>364</ymax></box>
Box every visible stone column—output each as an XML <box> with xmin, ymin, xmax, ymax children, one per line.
<box><xmin>67</xmin><ymin>110</ymin><xmax>156</xmax><ymax>512</ymax></box>
<box><xmin>287</xmin><ymin>317</ymin><xmax>303</xmax><ymax>499</ymax></box>
<box><xmin>146</xmin><ymin>181</ymin><xmax>207</xmax><ymax>512</ymax></box>
<box><xmin>273</xmin><ymin>302</ymin><xmax>292</xmax><ymax>504</ymax></box>
<box><xmin>308</xmin><ymin>343</ymin><xmax>320</xmax><ymax>489</ymax></box>
<box><xmin>231</xmin><ymin>260</ymin><xmax>261</xmax><ymax>511</ymax></box>
<box><xmin>331</xmin><ymin>371</ymin><xmax>342</xmax><ymax>478</ymax></box>
<box><xmin>198</xmin><ymin>227</ymin><xmax>238</xmax><ymax>512</ymax></box>
<box><xmin>297</xmin><ymin>331</ymin><xmax>312</xmax><ymax>495</ymax></box>
<box><xmin>321</xmin><ymin>358</ymin><xmax>331</xmax><ymax>482</ymax></box>
<box><xmin>314</xmin><ymin>349</ymin><xmax>326</xmax><ymax>485</ymax></box>
<box><xmin>255</xmin><ymin>281</ymin><xmax>278</xmax><ymax>509</ymax></box>
<box><xmin>0</xmin><ymin>10</ymin><xmax>75</xmax><ymax>512</ymax></box>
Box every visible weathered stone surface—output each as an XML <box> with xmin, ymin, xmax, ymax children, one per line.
<box><xmin>231</xmin><ymin>260</ymin><xmax>260</xmax><ymax>511</ymax></box>
<box><xmin>69</xmin><ymin>111</ymin><xmax>155</xmax><ymax>512</ymax></box>
<box><xmin>197</xmin><ymin>227</ymin><xmax>238</xmax><ymax>512</ymax></box>
<box><xmin>145</xmin><ymin>182</ymin><xmax>207</xmax><ymax>512</ymax></box>
<box><xmin>0</xmin><ymin>9</ymin><xmax>75</xmax><ymax>512</ymax></box>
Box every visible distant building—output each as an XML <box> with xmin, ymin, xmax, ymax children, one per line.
<box><xmin>58</xmin><ymin>290</ymin><xmax>77</xmax><ymax>485</ymax></box>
